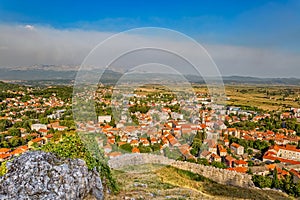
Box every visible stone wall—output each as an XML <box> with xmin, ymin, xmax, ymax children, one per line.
<box><xmin>171</xmin><ymin>160</ymin><xmax>254</xmax><ymax>188</ymax></box>
<box><xmin>108</xmin><ymin>153</ymin><xmax>254</xmax><ymax>188</ymax></box>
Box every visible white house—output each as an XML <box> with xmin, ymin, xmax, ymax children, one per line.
<box><xmin>230</xmin><ymin>142</ymin><xmax>244</xmax><ymax>155</ymax></box>
<box><xmin>98</xmin><ymin>115</ymin><xmax>112</xmax><ymax>123</ymax></box>
<box><xmin>31</xmin><ymin>124</ymin><xmax>47</xmax><ymax>131</ymax></box>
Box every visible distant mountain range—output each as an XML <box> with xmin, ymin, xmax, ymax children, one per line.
<box><xmin>1</xmin><ymin>67</ymin><xmax>300</xmax><ymax>85</ymax></box>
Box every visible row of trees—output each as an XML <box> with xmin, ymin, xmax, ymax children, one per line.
<box><xmin>229</xmin><ymin>136</ymin><xmax>270</xmax><ymax>152</ymax></box>
<box><xmin>128</xmin><ymin>104</ymin><xmax>150</xmax><ymax>114</ymax></box>
<box><xmin>253</xmin><ymin>168</ymin><xmax>300</xmax><ymax>197</ymax></box>
<box><xmin>30</xmin><ymin>86</ymin><xmax>72</xmax><ymax>102</ymax></box>
<box><xmin>119</xmin><ymin>142</ymin><xmax>161</xmax><ymax>154</ymax></box>
<box><xmin>228</xmin><ymin>114</ymin><xmax>300</xmax><ymax>135</ymax></box>
<box><xmin>0</xmin><ymin>133</ymin><xmax>37</xmax><ymax>148</ymax></box>
<box><xmin>190</xmin><ymin>130</ymin><xmax>206</xmax><ymax>157</ymax></box>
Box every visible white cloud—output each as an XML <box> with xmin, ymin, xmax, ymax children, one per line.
<box><xmin>24</xmin><ymin>24</ymin><xmax>34</xmax><ymax>30</ymax></box>
<box><xmin>0</xmin><ymin>24</ymin><xmax>112</xmax><ymax>67</ymax></box>
<box><xmin>205</xmin><ymin>44</ymin><xmax>300</xmax><ymax>78</ymax></box>
<box><xmin>0</xmin><ymin>24</ymin><xmax>299</xmax><ymax>78</ymax></box>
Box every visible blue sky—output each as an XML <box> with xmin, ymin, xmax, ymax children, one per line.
<box><xmin>0</xmin><ymin>0</ymin><xmax>298</xmax><ymax>45</ymax></box>
<box><xmin>0</xmin><ymin>0</ymin><xmax>299</xmax><ymax>77</ymax></box>
<box><xmin>0</xmin><ymin>1</ymin><xmax>269</xmax><ymax>27</ymax></box>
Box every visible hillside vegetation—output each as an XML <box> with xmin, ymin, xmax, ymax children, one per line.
<box><xmin>107</xmin><ymin>164</ymin><xmax>290</xmax><ymax>200</ymax></box>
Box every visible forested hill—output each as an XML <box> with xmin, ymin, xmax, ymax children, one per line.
<box><xmin>0</xmin><ymin>81</ymin><xmax>25</xmax><ymax>91</ymax></box>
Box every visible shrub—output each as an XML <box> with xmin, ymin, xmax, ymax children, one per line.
<box><xmin>42</xmin><ymin>132</ymin><xmax>119</xmax><ymax>194</ymax></box>
<box><xmin>0</xmin><ymin>161</ymin><xmax>7</xmax><ymax>176</ymax></box>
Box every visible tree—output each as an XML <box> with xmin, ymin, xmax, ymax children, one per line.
<box><xmin>282</xmin><ymin>175</ymin><xmax>294</xmax><ymax>196</ymax></box>
<box><xmin>151</xmin><ymin>143</ymin><xmax>161</xmax><ymax>152</ymax></box>
<box><xmin>164</xmin><ymin>147</ymin><xmax>181</xmax><ymax>160</ymax></box>
<box><xmin>247</xmin><ymin>149</ymin><xmax>253</xmax><ymax>155</ymax></box>
<box><xmin>252</xmin><ymin>175</ymin><xmax>272</xmax><ymax>188</ymax></box>
<box><xmin>247</xmin><ymin>168</ymin><xmax>253</xmax><ymax>174</ymax></box>
<box><xmin>247</xmin><ymin>160</ymin><xmax>254</xmax><ymax>166</ymax></box>
<box><xmin>269</xmin><ymin>139</ymin><xmax>275</xmax><ymax>146</ymax></box>
<box><xmin>48</xmin><ymin>128</ymin><xmax>55</xmax><ymax>134</ymax></box>
<box><xmin>108</xmin><ymin>117</ymin><xmax>116</xmax><ymax>127</ymax></box>
<box><xmin>0</xmin><ymin>120</ymin><xmax>12</xmax><ymax>132</ymax></box>
<box><xmin>190</xmin><ymin>148</ymin><xmax>198</xmax><ymax>156</ymax></box>
<box><xmin>197</xmin><ymin>158</ymin><xmax>209</xmax><ymax>166</ymax></box>
<box><xmin>119</xmin><ymin>143</ymin><xmax>132</xmax><ymax>152</ymax></box>
<box><xmin>8</xmin><ymin>127</ymin><xmax>21</xmax><ymax>137</ymax></box>
<box><xmin>211</xmin><ymin>161</ymin><xmax>226</xmax><ymax>169</ymax></box>
<box><xmin>22</xmin><ymin>120</ymin><xmax>31</xmax><ymax>132</ymax></box>
<box><xmin>9</xmin><ymin>136</ymin><xmax>24</xmax><ymax>147</ymax></box>
<box><xmin>186</xmin><ymin>158</ymin><xmax>197</xmax><ymax>163</ymax></box>
<box><xmin>12</xmin><ymin>121</ymin><xmax>23</xmax><ymax>128</ymax></box>
<box><xmin>293</xmin><ymin>182</ymin><xmax>300</xmax><ymax>197</ymax></box>
<box><xmin>138</xmin><ymin>145</ymin><xmax>152</xmax><ymax>153</ymax></box>
<box><xmin>272</xmin><ymin>168</ymin><xmax>280</xmax><ymax>189</ymax></box>
<box><xmin>191</xmin><ymin>131</ymin><xmax>205</xmax><ymax>156</ymax></box>
<box><xmin>0</xmin><ymin>141</ymin><xmax>9</xmax><ymax>148</ymax></box>
<box><xmin>39</xmin><ymin>117</ymin><xmax>49</xmax><ymax>124</ymax></box>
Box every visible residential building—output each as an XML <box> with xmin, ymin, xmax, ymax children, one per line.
<box><xmin>31</xmin><ymin>124</ymin><xmax>47</xmax><ymax>131</ymax></box>
<box><xmin>230</xmin><ymin>142</ymin><xmax>244</xmax><ymax>155</ymax></box>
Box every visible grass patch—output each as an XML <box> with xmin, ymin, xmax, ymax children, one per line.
<box><xmin>156</xmin><ymin>166</ymin><xmax>290</xmax><ymax>200</ymax></box>
<box><xmin>108</xmin><ymin>162</ymin><xmax>291</xmax><ymax>199</ymax></box>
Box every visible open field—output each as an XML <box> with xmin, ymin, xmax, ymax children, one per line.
<box><xmin>106</xmin><ymin>164</ymin><xmax>290</xmax><ymax>200</ymax></box>
<box><xmin>224</xmin><ymin>85</ymin><xmax>300</xmax><ymax>111</ymax></box>
<box><xmin>131</xmin><ymin>83</ymin><xmax>300</xmax><ymax>111</ymax></box>
<box><xmin>191</xmin><ymin>84</ymin><xmax>300</xmax><ymax>111</ymax></box>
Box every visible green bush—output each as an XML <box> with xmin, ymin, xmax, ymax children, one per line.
<box><xmin>41</xmin><ymin>132</ymin><xmax>119</xmax><ymax>194</ymax></box>
<box><xmin>119</xmin><ymin>143</ymin><xmax>132</xmax><ymax>152</ymax></box>
<box><xmin>252</xmin><ymin>175</ymin><xmax>272</xmax><ymax>188</ymax></box>
<box><xmin>211</xmin><ymin>161</ymin><xmax>227</xmax><ymax>169</ymax></box>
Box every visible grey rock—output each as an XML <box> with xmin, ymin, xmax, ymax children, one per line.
<box><xmin>0</xmin><ymin>151</ymin><xmax>104</xmax><ymax>200</ymax></box>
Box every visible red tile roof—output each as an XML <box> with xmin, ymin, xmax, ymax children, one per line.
<box><xmin>108</xmin><ymin>152</ymin><xmax>122</xmax><ymax>158</ymax></box>
<box><xmin>230</xmin><ymin>142</ymin><xmax>241</xmax><ymax>148</ymax></box>
<box><xmin>31</xmin><ymin>137</ymin><xmax>44</xmax><ymax>143</ymax></box>
<box><xmin>263</xmin><ymin>154</ymin><xmax>300</xmax><ymax>165</ymax></box>
<box><xmin>0</xmin><ymin>148</ymin><xmax>11</xmax><ymax>154</ymax></box>
<box><xmin>234</xmin><ymin>160</ymin><xmax>247</xmax><ymax>165</ymax></box>
<box><xmin>0</xmin><ymin>153</ymin><xmax>11</xmax><ymax>160</ymax></box>
<box><xmin>290</xmin><ymin>169</ymin><xmax>300</xmax><ymax>178</ymax></box>
<box><xmin>225</xmin><ymin>155</ymin><xmax>236</xmax><ymax>162</ymax></box>
<box><xmin>132</xmin><ymin>147</ymin><xmax>140</xmax><ymax>153</ymax></box>
<box><xmin>227</xmin><ymin>167</ymin><xmax>248</xmax><ymax>173</ymax></box>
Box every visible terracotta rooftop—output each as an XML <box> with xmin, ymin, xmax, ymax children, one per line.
<box><xmin>0</xmin><ymin>148</ymin><xmax>11</xmax><ymax>154</ymax></box>
<box><xmin>227</xmin><ymin>167</ymin><xmax>248</xmax><ymax>173</ymax></box>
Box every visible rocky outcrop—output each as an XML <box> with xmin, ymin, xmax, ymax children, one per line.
<box><xmin>0</xmin><ymin>151</ymin><xmax>103</xmax><ymax>200</ymax></box>
<box><xmin>108</xmin><ymin>153</ymin><xmax>254</xmax><ymax>188</ymax></box>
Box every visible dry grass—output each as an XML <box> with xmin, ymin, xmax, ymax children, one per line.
<box><xmin>224</xmin><ymin>85</ymin><xmax>300</xmax><ymax>111</ymax></box>
<box><xmin>156</xmin><ymin>166</ymin><xmax>291</xmax><ymax>200</ymax></box>
<box><xmin>106</xmin><ymin>164</ymin><xmax>291</xmax><ymax>200</ymax></box>
<box><xmin>125</xmin><ymin>84</ymin><xmax>300</xmax><ymax>111</ymax></box>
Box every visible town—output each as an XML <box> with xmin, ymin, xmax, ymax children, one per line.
<box><xmin>1</xmin><ymin>82</ymin><xmax>300</xmax><ymax>196</ymax></box>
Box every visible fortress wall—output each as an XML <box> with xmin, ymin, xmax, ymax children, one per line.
<box><xmin>108</xmin><ymin>153</ymin><xmax>254</xmax><ymax>188</ymax></box>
